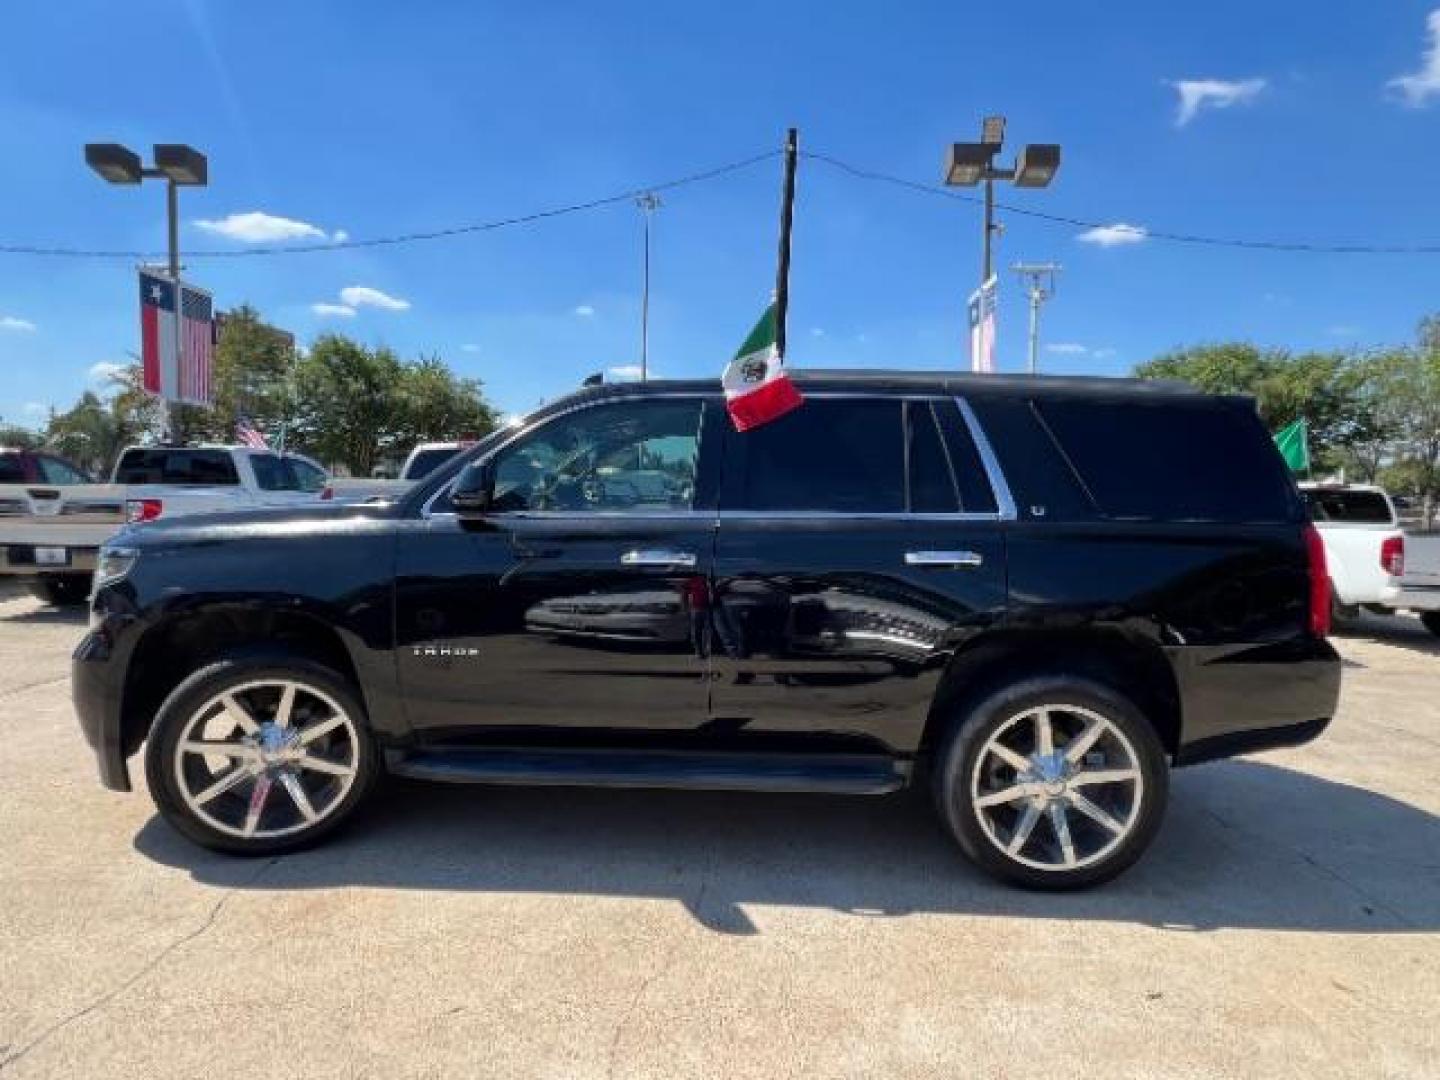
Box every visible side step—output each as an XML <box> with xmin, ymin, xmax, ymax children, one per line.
<box><xmin>387</xmin><ymin>747</ymin><xmax>908</xmax><ymax>795</ymax></box>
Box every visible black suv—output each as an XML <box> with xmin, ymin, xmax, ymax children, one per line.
<box><xmin>74</xmin><ymin>372</ymin><xmax>1340</xmax><ymax>888</ymax></box>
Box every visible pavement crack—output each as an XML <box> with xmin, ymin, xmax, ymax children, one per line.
<box><xmin>0</xmin><ymin>857</ymin><xmax>278</xmax><ymax>1074</ymax></box>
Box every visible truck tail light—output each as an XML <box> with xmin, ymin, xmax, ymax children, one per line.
<box><xmin>1380</xmin><ymin>535</ymin><xmax>1405</xmax><ymax>578</ymax></box>
<box><xmin>125</xmin><ymin>498</ymin><xmax>163</xmax><ymax>523</ymax></box>
<box><xmin>320</xmin><ymin>484</ymin><xmax>334</xmax><ymax>501</ymax></box>
<box><xmin>1304</xmin><ymin>523</ymin><xmax>1330</xmax><ymax>637</ymax></box>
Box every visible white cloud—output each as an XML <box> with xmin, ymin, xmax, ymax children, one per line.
<box><xmin>1044</xmin><ymin>343</ymin><xmax>1117</xmax><ymax>359</ymax></box>
<box><xmin>1170</xmin><ymin>77</ymin><xmax>1267</xmax><ymax>126</ymax></box>
<box><xmin>311</xmin><ymin>302</ymin><xmax>356</xmax><ymax>318</ymax></box>
<box><xmin>22</xmin><ymin>402</ymin><xmax>45</xmax><ymax>416</ymax></box>
<box><xmin>1077</xmin><ymin>222</ymin><xmax>1149</xmax><ymax>247</ymax></box>
<box><xmin>339</xmin><ymin>286</ymin><xmax>410</xmax><ymax>312</ymax></box>
<box><xmin>332</xmin><ymin>229</ymin><xmax>350</xmax><ymax>243</ymax></box>
<box><xmin>460</xmin><ymin>343</ymin><xmax>482</xmax><ymax>354</ymax></box>
<box><xmin>0</xmin><ymin>315</ymin><xmax>36</xmax><ymax>332</ymax></box>
<box><xmin>810</xmin><ymin>327</ymin><xmax>825</xmax><ymax>337</ymax></box>
<box><xmin>88</xmin><ymin>361</ymin><xmax>127</xmax><ymax>382</ymax></box>
<box><xmin>574</xmin><ymin>304</ymin><xmax>596</xmax><ymax>317</ymax></box>
<box><xmin>1389</xmin><ymin>10</ymin><xmax>1440</xmax><ymax>106</ymax></box>
<box><xmin>607</xmin><ymin>364</ymin><xmax>644</xmax><ymax>380</ymax></box>
<box><xmin>195</xmin><ymin>211</ymin><xmax>330</xmax><ymax>243</ymax></box>
<box><xmin>1327</xmin><ymin>324</ymin><xmax>1360</xmax><ymax>337</ymax></box>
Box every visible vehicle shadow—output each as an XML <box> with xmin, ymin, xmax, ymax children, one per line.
<box><xmin>1336</xmin><ymin>611</ymin><xmax>1440</xmax><ymax>658</ymax></box>
<box><xmin>134</xmin><ymin>759</ymin><xmax>1439</xmax><ymax>936</ymax></box>
<box><xmin>0</xmin><ymin>603</ymin><xmax>88</xmax><ymax>626</ymax></box>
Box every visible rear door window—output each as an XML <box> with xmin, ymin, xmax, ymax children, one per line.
<box><xmin>1303</xmin><ymin>489</ymin><xmax>1394</xmax><ymax>524</ymax></box>
<box><xmin>1035</xmin><ymin>397</ymin><xmax>1296</xmax><ymax>523</ymax></box>
<box><xmin>115</xmin><ymin>448</ymin><xmax>240</xmax><ymax>485</ymax></box>
<box><xmin>250</xmin><ymin>454</ymin><xmax>303</xmax><ymax>491</ymax></box>
<box><xmin>729</xmin><ymin>399</ymin><xmax>904</xmax><ymax>513</ymax></box>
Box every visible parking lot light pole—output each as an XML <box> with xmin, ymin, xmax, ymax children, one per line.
<box><xmin>943</xmin><ymin>118</ymin><xmax>1061</xmax><ymax>288</ymax></box>
<box><xmin>84</xmin><ymin>143</ymin><xmax>208</xmax><ymax>439</ymax></box>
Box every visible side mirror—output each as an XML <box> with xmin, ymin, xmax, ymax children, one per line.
<box><xmin>450</xmin><ymin>459</ymin><xmax>496</xmax><ymax>515</ymax></box>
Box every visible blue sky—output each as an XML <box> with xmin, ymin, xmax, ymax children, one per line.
<box><xmin>2</xmin><ymin>1</ymin><xmax>1440</xmax><ymax>428</ymax></box>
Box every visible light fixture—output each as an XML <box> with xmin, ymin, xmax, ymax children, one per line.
<box><xmin>1013</xmin><ymin>144</ymin><xmax>1061</xmax><ymax>188</ymax></box>
<box><xmin>153</xmin><ymin>144</ymin><xmax>209</xmax><ymax>186</ymax></box>
<box><xmin>84</xmin><ymin>143</ymin><xmax>143</xmax><ymax>185</ymax></box>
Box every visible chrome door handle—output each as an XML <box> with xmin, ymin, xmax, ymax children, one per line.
<box><xmin>905</xmin><ymin>550</ymin><xmax>984</xmax><ymax>569</ymax></box>
<box><xmin>621</xmin><ymin>549</ymin><xmax>698</xmax><ymax>568</ymax></box>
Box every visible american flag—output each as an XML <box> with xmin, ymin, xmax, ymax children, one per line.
<box><xmin>968</xmin><ymin>275</ymin><xmax>997</xmax><ymax>374</ymax></box>
<box><xmin>235</xmin><ymin>417</ymin><xmax>269</xmax><ymax>450</ymax></box>
<box><xmin>139</xmin><ymin>270</ymin><xmax>215</xmax><ymax>405</ymax></box>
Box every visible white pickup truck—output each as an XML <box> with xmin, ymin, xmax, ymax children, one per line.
<box><xmin>1301</xmin><ymin>481</ymin><xmax>1440</xmax><ymax>636</ymax></box>
<box><xmin>0</xmin><ymin>445</ymin><xmax>329</xmax><ymax>604</ymax></box>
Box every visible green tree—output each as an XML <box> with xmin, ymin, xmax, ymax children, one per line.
<box><xmin>213</xmin><ymin>304</ymin><xmax>296</xmax><ymax>435</ymax></box>
<box><xmin>291</xmin><ymin>335</ymin><xmax>408</xmax><ymax>475</ymax></box>
<box><xmin>394</xmin><ymin>355</ymin><xmax>499</xmax><ymax>457</ymax></box>
<box><xmin>0</xmin><ymin>424</ymin><xmax>42</xmax><ymax>450</ymax></box>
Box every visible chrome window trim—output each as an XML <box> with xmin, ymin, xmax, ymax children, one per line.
<box><xmin>422</xmin><ymin>389</ymin><xmax>1018</xmax><ymax>523</ymax></box>
<box><xmin>954</xmin><ymin>396</ymin><xmax>1017</xmax><ymax>521</ymax></box>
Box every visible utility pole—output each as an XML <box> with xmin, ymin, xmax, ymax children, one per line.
<box><xmin>636</xmin><ymin>192</ymin><xmax>661</xmax><ymax>381</ymax></box>
<box><xmin>1011</xmin><ymin>263</ymin><xmax>1060</xmax><ymax>375</ymax></box>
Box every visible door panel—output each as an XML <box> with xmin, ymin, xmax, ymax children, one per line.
<box><xmin>394</xmin><ymin>394</ymin><xmax>722</xmax><ymax>744</ymax></box>
<box><xmin>711</xmin><ymin>518</ymin><xmax>1005</xmax><ymax>754</ymax></box>
<box><xmin>396</xmin><ymin>514</ymin><xmax>714</xmax><ymax>740</ymax></box>
<box><xmin>709</xmin><ymin>396</ymin><xmax>1009</xmax><ymax>755</ymax></box>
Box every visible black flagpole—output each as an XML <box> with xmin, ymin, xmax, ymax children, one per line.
<box><xmin>774</xmin><ymin>127</ymin><xmax>798</xmax><ymax>361</ymax></box>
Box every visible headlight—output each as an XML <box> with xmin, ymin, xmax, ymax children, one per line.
<box><xmin>95</xmin><ymin>545</ymin><xmax>140</xmax><ymax>587</ymax></box>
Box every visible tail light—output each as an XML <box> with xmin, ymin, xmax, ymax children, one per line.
<box><xmin>125</xmin><ymin>498</ymin><xmax>163</xmax><ymax>523</ymax></box>
<box><xmin>320</xmin><ymin>484</ymin><xmax>334</xmax><ymax>501</ymax></box>
<box><xmin>1380</xmin><ymin>535</ymin><xmax>1405</xmax><ymax>578</ymax></box>
<box><xmin>1304</xmin><ymin>523</ymin><xmax>1331</xmax><ymax>637</ymax></box>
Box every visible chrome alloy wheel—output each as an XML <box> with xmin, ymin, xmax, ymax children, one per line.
<box><xmin>172</xmin><ymin>679</ymin><xmax>360</xmax><ymax>841</ymax></box>
<box><xmin>969</xmin><ymin>704</ymin><xmax>1144</xmax><ymax>872</ymax></box>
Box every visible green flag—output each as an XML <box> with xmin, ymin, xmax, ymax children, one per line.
<box><xmin>1274</xmin><ymin>418</ymin><xmax>1310</xmax><ymax>472</ymax></box>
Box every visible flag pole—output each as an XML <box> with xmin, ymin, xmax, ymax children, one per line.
<box><xmin>773</xmin><ymin>127</ymin><xmax>798</xmax><ymax>362</ymax></box>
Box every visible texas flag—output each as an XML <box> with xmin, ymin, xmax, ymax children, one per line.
<box><xmin>722</xmin><ymin>301</ymin><xmax>803</xmax><ymax>431</ymax></box>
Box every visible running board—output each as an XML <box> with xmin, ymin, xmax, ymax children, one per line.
<box><xmin>387</xmin><ymin>748</ymin><xmax>908</xmax><ymax>795</ymax></box>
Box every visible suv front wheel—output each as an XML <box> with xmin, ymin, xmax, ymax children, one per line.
<box><xmin>933</xmin><ymin>676</ymin><xmax>1168</xmax><ymax>889</ymax></box>
<box><xmin>144</xmin><ymin>654</ymin><xmax>379</xmax><ymax>855</ymax></box>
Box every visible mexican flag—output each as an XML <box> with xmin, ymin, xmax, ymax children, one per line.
<box><xmin>1274</xmin><ymin>418</ymin><xmax>1310</xmax><ymax>473</ymax></box>
<box><xmin>723</xmin><ymin>302</ymin><xmax>803</xmax><ymax>431</ymax></box>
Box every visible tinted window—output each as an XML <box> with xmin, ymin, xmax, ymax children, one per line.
<box><xmin>488</xmin><ymin>399</ymin><xmax>700</xmax><ymax>512</ymax></box>
<box><xmin>114</xmin><ymin>448</ymin><xmax>240</xmax><ymax>485</ymax></box>
<box><xmin>38</xmin><ymin>457</ymin><xmax>89</xmax><ymax>485</ymax></box>
<box><xmin>250</xmin><ymin>454</ymin><xmax>303</xmax><ymax>491</ymax></box>
<box><xmin>907</xmin><ymin>401</ymin><xmax>958</xmax><ymax>513</ymax></box>
<box><xmin>733</xmin><ymin>399</ymin><xmax>903</xmax><ymax>512</ymax></box>
<box><xmin>1036</xmin><ymin>398</ymin><xmax>1294</xmax><ymax>523</ymax></box>
<box><xmin>1304</xmin><ymin>489</ymin><xmax>1394</xmax><ymax>524</ymax></box>
<box><xmin>0</xmin><ymin>454</ymin><xmax>25</xmax><ymax>483</ymax></box>
<box><xmin>937</xmin><ymin>400</ymin><xmax>999</xmax><ymax>514</ymax></box>
<box><xmin>287</xmin><ymin>457</ymin><xmax>328</xmax><ymax>493</ymax></box>
<box><xmin>404</xmin><ymin>447</ymin><xmax>460</xmax><ymax>480</ymax></box>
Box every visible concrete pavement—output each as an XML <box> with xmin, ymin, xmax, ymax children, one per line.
<box><xmin>0</xmin><ymin>586</ymin><xmax>1436</xmax><ymax>1078</ymax></box>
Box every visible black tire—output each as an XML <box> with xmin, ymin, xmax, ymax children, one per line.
<box><xmin>1329</xmin><ymin>585</ymin><xmax>1359</xmax><ymax>633</ymax></box>
<box><xmin>931</xmin><ymin>675</ymin><xmax>1169</xmax><ymax>890</ymax></box>
<box><xmin>1421</xmin><ymin>612</ymin><xmax>1440</xmax><ymax>638</ymax></box>
<box><xmin>26</xmin><ymin>574</ymin><xmax>90</xmax><ymax>606</ymax></box>
<box><xmin>144</xmin><ymin>652</ymin><xmax>380</xmax><ymax>856</ymax></box>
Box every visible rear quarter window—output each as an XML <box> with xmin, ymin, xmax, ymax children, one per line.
<box><xmin>1303</xmin><ymin>489</ymin><xmax>1394</xmax><ymax>524</ymax></box>
<box><xmin>115</xmin><ymin>448</ymin><xmax>240</xmax><ymax>485</ymax></box>
<box><xmin>1034</xmin><ymin>397</ymin><xmax>1297</xmax><ymax>524</ymax></box>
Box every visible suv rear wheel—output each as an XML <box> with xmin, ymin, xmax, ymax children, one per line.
<box><xmin>144</xmin><ymin>654</ymin><xmax>379</xmax><ymax>855</ymax></box>
<box><xmin>933</xmin><ymin>676</ymin><xmax>1168</xmax><ymax>889</ymax></box>
<box><xmin>27</xmin><ymin>574</ymin><xmax>90</xmax><ymax>606</ymax></box>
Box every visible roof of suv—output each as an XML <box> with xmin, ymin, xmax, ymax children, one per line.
<box><xmin>557</xmin><ymin>369</ymin><xmax>1214</xmax><ymax>405</ymax></box>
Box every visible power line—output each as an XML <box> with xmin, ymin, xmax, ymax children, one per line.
<box><xmin>801</xmin><ymin>150</ymin><xmax>1440</xmax><ymax>255</ymax></box>
<box><xmin>0</xmin><ymin>150</ymin><xmax>779</xmax><ymax>260</ymax></box>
